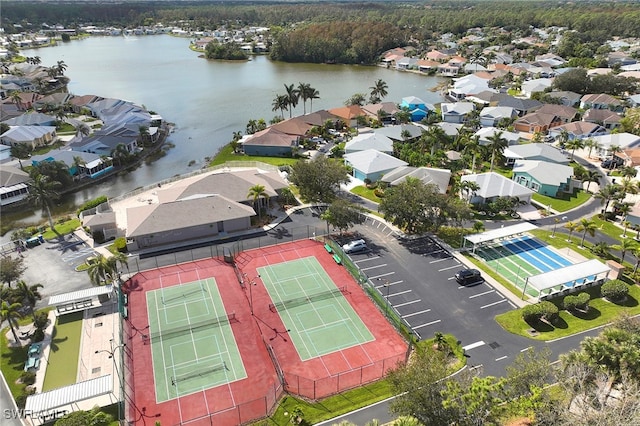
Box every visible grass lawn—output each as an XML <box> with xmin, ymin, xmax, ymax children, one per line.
<box><xmin>532</xmin><ymin>190</ymin><xmax>591</xmax><ymax>212</ymax></box>
<box><xmin>41</xmin><ymin>218</ymin><xmax>81</xmax><ymax>240</ymax></box>
<box><xmin>0</xmin><ymin>328</ymin><xmax>30</xmax><ymax>403</ymax></box>
<box><xmin>42</xmin><ymin>312</ymin><xmax>83</xmax><ymax>391</ymax></box>
<box><xmin>209</xmin><ymin>143</ymin><xmax>299</xmax><ymax>167</ymax></box>
<box><xmin>350</xmin><ymin>185</ymin><xmax>381</xmax><ymax>203</ymax></box>
<box><xmin>496</xmin><ymin>282</ymin><xmax>640</xmax><ymax>341</ymax></box>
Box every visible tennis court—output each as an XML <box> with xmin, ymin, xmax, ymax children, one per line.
<box><xmin>258</xmin><ymin>256</ymin><xmax>374</xmax><ymax>361</ymax></box>
<box><xmin>146</xmin><ymin>276</ymin><xmax>247</xmax><ymax>403</ymax></box>
<box><xmin>475</xmin><ymin>235</ymin><xmax>574</xmax><ymax>296</ymax></box>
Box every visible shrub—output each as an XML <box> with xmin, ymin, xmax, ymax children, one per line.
<box><xmin>539</xmin><ymin>301</ymin><xmax>559</xmax><ymax>322</ymax></box>
<box><xmin>522</xmin><ymin>304</ymin><xmax>542</xmax><ymax>323</ymax></box>
<box><xmin>110</xmin><ymin>237</ymin><xmax>127</xmax><ymax>253</ymax></box>
<box><xmin>20</xmin><ymin>371</ymin><xmax>36</xmax><ymax>385</ymax></box>
<box><xmin>601</xmin><ymin>279</ymin><xmax>629</xmax><ymax>302</ymax></box>
<box><xmin>575</xmin><ymin>292</ymin><xmax>590</xmax><ymax>310</ymax></box>
<box><xmin>374</xmin><ymin>188</ymin><xmax>385</xmax><ymax>198</ymax></box>
<box><xmin>92</xmin><ymin>230</ymin><xmax>105</xmax><ymax>244</ymax></box>
<box><xmin>563</xmin><ymin>294</ymin><xmax>579</xmax><ymax>312</ymax></box>
<box><xmin>76</xmin><ymin>195</ymin><xmax>108</xmax><ymax>216</ymax></box>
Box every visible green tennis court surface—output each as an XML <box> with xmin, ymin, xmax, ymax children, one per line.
<box><xmin>146</xmin><ymin>278</ymin><xmax>246</xmax><ymax>402</ymax></box>
<box><xmin>259</xmin><ymin>256</ymin><xmax>374</xmax><ymax>361</ymax></box>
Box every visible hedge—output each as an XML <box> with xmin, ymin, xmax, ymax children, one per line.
<box><xmin>601</xmin><ymin>279</ymin><xmax>629</xmax><ymax>302</ymax></box>
<box><xmin>76</xmin><ymin>195</ymin><xmax>108</xmax><ymax>216</ymax></box>
<box><xmin>522</xmin><ymin>301</ymin><xmax>559</xmax><ymax>323</ymax></box>
<box><xmin>563</xmin><ymin>292</ymin><xmax>590</xmax><ymax>312</ymax></box>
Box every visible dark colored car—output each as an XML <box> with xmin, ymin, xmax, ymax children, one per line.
<box><xmin>455</xmin><ymin>269</ymin><xmax>484</xmax><ymax>285</ymax></box>
<box><xmin>601</xmin><ymin>157</ymin><xmax>623</xmax><ymax>169</ymax></box>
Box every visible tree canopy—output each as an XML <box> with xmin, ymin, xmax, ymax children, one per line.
<box><xmin>288</xmin><ymin>156</ymin><xmax>350</xmax><ymax>204</ymax></box>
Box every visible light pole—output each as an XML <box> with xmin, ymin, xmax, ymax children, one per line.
<box><xmin>95</xmin><ymin>340</ymin><xmax>127</xmax><ymax>425</ymax></box>
<box><xmin>243</xmin><ymin>273</ymin><xmax>261</xmax><ymax>315</ymax></box>
<box><xmin>377</xmin><ymin>278</ymin><xmax>391</xmax><ymax>317</ymax></box>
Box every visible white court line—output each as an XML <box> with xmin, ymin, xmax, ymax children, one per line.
<box><xmin>394</xmin><ymin>299</ymin><xmax>421</xmax><ymax>308</ymax></box>
<box><xmin>462</xmin><ymin>340</ymin><xmax>485</xmax><ymax>351</ymax></box>
<box><xmin>438</xmin><ymin>265</ymin><xmax>461</xmax><ymax>272</ymax></box>
<box><xmin>480</xmin><ymin>299</ymin><xmax>508</xmax><ymax>309</ymax></box>
<box><xmin>369</xmin><ymin>271</ymin><xmax>396</xmax><ymax>279</ymax></box>
<box><xmin>360</xmin><ymin>264</ymin><xmax>387</xmax><ymax>271</ymax></box>
<box><xmin>413</xmin><ymin>319</ymin><xmax>441</xmax><ymax>329</ymax></box>
<box><xmin>354</xmin><ymin>256</ymin><xmax>381</xmax><ymax>263</ymax></box>
<box><xmin>402</xmin><ymin>309</ymin><xmax>431</xmax><ymax>318</ymax></box>
<box><xmin>429</xmin><ymin>258</ymin><xmax>451</xmax><ymax>264</ymax></box>
<box><xmin>495</xmin><ymin>356</ymin><xmax>508</xmax><ymax>361</ymax></box>
<box><xmin>374</xmin><ymin>280</ymin><xmax>402</xmax><ymax>289</ymax></box>
<box><xmin>388</xmin><ymin>289</ymin><xmax>412</xmax><ymax>297</ymax></box>
<box><xmin>469</xmin><ymin>289</ymin><xmax>495</xmax><ymax>299</ymax></box>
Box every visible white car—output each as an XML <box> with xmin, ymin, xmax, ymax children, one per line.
<box><xmin>342</xmin><ymin>239</ymin><xmax>367</xmax><ymax>254</ymax></box>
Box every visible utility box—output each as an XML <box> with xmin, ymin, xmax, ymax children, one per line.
<box><xmin>606</xmin><ymin>260</ymin><xmax>624</xmax><ymax>280</ymax></box>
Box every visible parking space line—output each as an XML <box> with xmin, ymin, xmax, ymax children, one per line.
<box><xmin>374</xmin><ymin>280</ymin><xmax>402</xmax><ymax>289</ymax></box>
<box><xmin>370</xmin><ymin>272</ymin><xmax>395</xmax><ymax>279</ymax></box>
<box><xmin>354</xmin><ymin>256</ymin><xmax>381</xmax><ymax>263</ymax></box>
<box><xmin>387</xmin><ymin>230</ymin><xmax>395</xmax><ymax>237</ymax></box>
<box><xmin>447</xmin><ymin>277</ymin><xmax>456</xmax><ymax>280</ymax></box>
<box><xmin>462</xmin><ymin>341</ymin><xmax>485</xmax><ymax>351</ymax></box>
<box><xmin>394</xmin><ymin>299</ymin><xmax>421</xmax><ymax>308</ymax></box>
<box><xmin>495</xmin><ymin>356</ymin><xmax>508</xmax><ymax>362</ymax></box>
<box><xmin>507</xmin><ymin>300</ymin><xmax>517</xmax><ymax>308</ymax></box>
<box><xmin>402</xmin><ymin>309</ymin><xmax>431</xmax><ymax>318</ymax></box>
<box><xmin>469</xmin><ymin>289</ymin><xmax>495</xmax><ymax>299</ymax></box>
<box><xmin>413</xmin><ymin>319</ymin><xmax>441</xmax><ymax>329</ymax></box>
<box><xmin>423</xmin><ymin>249</ymin><xmax>445</xmax><ymax>256</ymax></box>
<box><xmin>429</xmin><ymin>258</ymin><xmax>451</xmax><ymax>264</ymax></box>
<box><xmin>521</xmin><ymin>346</ymin><xmax>532</xmax><ymax>352</ymax></box>
<box><xmin>388</xmin><ymin>289</ymin><xmax>412</xmax><ymax>297</ymax></box>
<box><xmin>438</xmin><ymin>265</ymin><xmax>460</xmax><ymax>272</ymax></box>
<box><xmin>360</xmin><ymin>264</ymin><xmax>387</xmax><ymax>271</ymax></box>
<box><xmin>480</xmin><ymin>299</ymin><xmax>508</xmax><ymax>309</ymax></box>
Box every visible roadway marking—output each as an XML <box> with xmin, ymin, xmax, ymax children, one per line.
<box><xmin>388</xmin><ymin>290</ymin><xmax>412</xmax><ymax>297</ymax></box>
<box><xmin>402</xmin><ymin>309</ymin><xmax>431</xmax><ymax>318</ymax></box>
<box><xmin>438</xmin><ymin>265</ymin><xmax>460</xmax><ymax>272</ymax></box>
<box><xmin>360</xmin><ymin>264</ymin><xmax>387</xmax><ymax>271</ymax></box>
<box><xmin>423</xmin><ymin>249</ymin><xmax>445</xmax><ymax>256</ymax></box>
<box><xmin>495</xmin><ymin>356</ymin><xmax>508</xmax><ymax>362</ymax></box>
<box><xmin>354</xmin><ymin>256</ymin><xmax>381</xmax><ymax>264</ymax></box>
<box><xmin>469</xmin><ymin>289</ymin><xmax>495</xmax><ymax>299</ymax></box>
<box><xmin>462</xmin><ymin>341</ymin><xmax>485</xmax><ymax>351</ymax></box>
<box><xmin>429</xmin><ymin>258</ymin><xmax>451</xmax><ymax>264</ymax></box>
<box><xmin>369</xmin><ymin>272</ymin><xmax>395</xmax><ymax>279</ymax></box>
<box><xmin>413</xmin><ymin>319</ymin><xmax>441</xmax><ymax>329</ymax></box>
<box><xmin>480</xmin><ymin>299</ymin><xmax>508</xmax><ymax>309</ymax></box>
<box><xmin>395</xmin><ymin>299</ymin><xmax>421</xmax><ymax>308</ymax></box>
<box><xmin>374</xmin><ymin>280</ymin><xmax>402</xmax><ymax>289</ymax></box>
<box><xmin>387</xmin><ymin>230</ymin><xmax>395</xmax><ymax>237</ymax></box>
<box><xmin>520</xmin><ymin>346</ymin><xmax>532</xmax><ymax>352</ymax></box>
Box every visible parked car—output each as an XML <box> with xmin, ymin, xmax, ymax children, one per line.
<box><xmin>455</xmin><ymin>269</ymin><xmax>484</xmax><ymax>285</ymax></box>
<box><xmin>342</xmin><ymin>239</ymin><xmax>367</xmax><ymax>254</ymax></box>
<box><xmin>601</xmin><ymin>157</ymin><xmax>623</xmax><ymax>169</ymax></box>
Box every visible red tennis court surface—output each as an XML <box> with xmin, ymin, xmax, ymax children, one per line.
<box><xmin>122</xmin><ymin>239</ymin><xmax>408</xmax><ymax>425</ymax></box>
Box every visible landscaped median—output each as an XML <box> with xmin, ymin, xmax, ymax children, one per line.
<box><xmin>496</xmin><ymin>280</ymin><xmax>640</xmax><ymax>341</ymax></box>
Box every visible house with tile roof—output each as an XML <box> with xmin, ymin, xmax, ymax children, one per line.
<box><xmin>328</xmin><ymin>105</ymin><xmax>367</xmax><ymax>127</ymax></box>
<box><xmin>0</xmin><ymin>165</ymin><xmax>30</xmax><ymax>207</ymax></box>
<box><xmin>461</xmin><ymin>172</ymin><xmax>534</xmax><ymax>205</ymax></box>
<box><xmin>582</xmin><ymin>109</ymin><xmax>622</xmax><ymax>130</ymax></box>
<box><xmin>241</xmin><ymin>127</ymin><xmax>299</xmax><ymax>157</ymax></box>
<box><xmin>580</xmin><ymin>94</ymin><xmax>623</xmax><ymax>112</ymax></box>
<box><xmin>496</xmin><ymin>96</ymin><xmax>542</xmax><ymax>117</ymax></box>
<box><xmin>548</xmin><ymin>121</ymin><xmax>607</xmax><ymax>140</ymax></box>
<box><xmin>546</xmin><ymin>91</ymin><xmax>581</xmax><ymax>107</ymax></box>
<box><xmin>344</xmin><ymin>149</ymin><xmax>408</xmax><ymax>182</ymax></box>
<box><xmin>381</xmin><ymin>166</ymin><xmax>451</xmax><ymax>194</ymax></box>
<box><xmin>535</xmin><ymin>104</ymin><xmax>579</xmax><ymax>124</ymax></box>
<box><xmin>399</xmin><ymin>97</ymin><xmax>434</xmax><ymax>122</ymax></box>
<box><xmin>361</xmin><ymin>102</ymin><xmax>399</xmax><ymax>124</ymax></box>
<box><xmin>512</xmin><ymin>160</ymin><xmax>575</xmax><ymax>197</ymax></box>
<box><xmin>514</xmin><ymin>112</ymin><xmax>561</xmax><ymax>134</ymax></box>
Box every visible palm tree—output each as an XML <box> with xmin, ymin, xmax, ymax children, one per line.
<box><xmin>595</xmin><ymin>184</ymin><xmax>624</xmax><ymax>215</ymax></box>
<box><xmin>565</xmin><ymin>221</ymin><xmax>578</xmax><ymax>242</ymax></box>
<box><xmin>284</xmin><ymin>83</ymin><xmax>299</xmax><ymax>118</ymax></box>
<box><xmin>620</xmin><ymin>166</ymin><xmax>637</xmax><ymax>182</ymax></box>
<box><xmin>632</xmin><ymin>246</ymin><xmax>640</xmax><ymax>274</ymax></box>
<box><xmin>15</xmin><ymin>280</ymin><xmax>43</xmax><ymax>320</ymax></box>
<box><xmin>72</xmin><ymin>156</ymin><xmax>86</xmax><ymax>177</ymax></box>
<box><xmin>87</xmin><ymin>253</ymin><xmax>127</xmax><ymax>285</ymax></box>
<box><xmin>138</xmin><ymin>125</ymin><xmax>150</xmax><ymax>146</ymax></box>
<box><xmin>591</xmin><ymin>241</ymin><xmax>610</xmax><ymax>258</ymax></box>
<box><xmin>576</xmin><ymin>218</ymin><xmax>597</xmax><ymax>247</ymax></box>
<box><xmin>369</xmin><ymin>79</ymin><xmax>388</xmax><ymax>104</ymax></box>
<box><xmin>1</xmin><ymin>300</ymin><xmax>23</xmax><ymax>345</ymax></box>
<box><xmin>486</xmin><ymin>131</ymin><xmax>508</xmax><ymax>172</ymax></box>
<box><xmin>272</xmin><ymin>94</ymin><xmax>289</xmax><ymax>120</ymax></box>
<box><xmin>10</xmin><ymin>91</ymin><xmax>22</xmax><ymax>110</ymax></box>
<box><xmin>565</xmin><ymin>138</ymin><xmax>585</xmax><ymax>161</ymax></box>
<box><xmin>247</xmin><ymin>184</ymin><xmax>269</xmax><ymax>219</ymax></box>
<box><xmin>111</xmin><ymin>143</ymin><xmax>130</xmax><ymax>167</ymax></box>
<box><xmin>308</xmin><ymin>88</ymin><xmax>320</xmax><ymax>112</ymax></box>
<box><xmin>28</xmin><ymin>174</ymin><xmax>61</xmax><ymax>233</ymax></box>
<box><xmin>558</xmin><ymin>129</ymin><xmax>570</xmax><ymax>149</ymax></box>
<box><xmin>297</xmin><ymin>82</ymin><xmax>311</xmax><ymax>114</ymax></box>
<box><xmin>462</xmin><ymin>135</ymin><xmax>482</xmax><ymax>172</ymax></box>
<box><xmin>582</xmin><ymin>169</ymin><xmax>601</xmax><ymax>193</ymax></box>
<box><xmin>612</xmin><ymin>238</ymin><xmax>637</xmax><ymax>265</ymax></box>
<box><xmin>584</xmin><ymin>138</ymin><xmax>600</xmax><ymax>159</ymax></box>
<box><xmin>56</xmin><ymin>60</ymin><xmax>67</xmax><ymax>75</ymax></box>
<box><xmin>460</xmin><ymin>180</ymin><xmax>480</xmax><ymax>202</ymax></box>
<box><xmin>75</xmin><ymin>122</ymin><xmax>91</xmax><ymax>138</ymax></box>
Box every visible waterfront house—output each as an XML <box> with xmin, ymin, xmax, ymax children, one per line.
<box><xmin>69</xmin><ymin>95</ymin><xmax>102</xmax><ymax>114</ymax></box>
<box><xmin>328</xmin><ymin>105</ymin><xmax>367</xmax><ymax>128</ymax></box>
<box><xmin>0</xmin><ymin>165</ymin><xmax>30</xmax><ymax>207</ymax></box>
<box><xmin>381</xmin><ymin>166</ymin><xmax>451</xmax><ymax>194</ymax></box>
<box><xmin>512</xmin><ymin>160</ymin><xmax>575</xmax><ymax>197</ymax></box>
<box><xmin>448</xmin><ymin>74</ymin><xmax>495</xmax><ymax>100</ymax></box>
<box><xmin>399</xmin><ymin>97</ymin><xmax>434</xmax><ymax>122</ymax></box>
<box><xmin>0</xmin><ymin>125</ymin><xmax>56</xmax><ymax>149</ymax></box>
<box><xmin>344</xmin><ymin>149</ymin><xmax>408</xmax><ymax>182</ymax></box>
<box><xmin>31</xmin><ymin>149</ymin><xmax>113</xmax><ymax>179</ymax></box>
<box><xmin>2</xmin><ymin>112</ymin><xmax>57</xmax><ymax>127</ymax></box>
<box><xmin>242</xmin><ymin>127</ymin><xmax>299</xmax><ymax>157</ymax></box>
<box><xmin>361</xmin><ymin>102</ymin><xmax>399</xmax><ymax>123</ymax></box>
<box><xmin>461</xmin><ymin>172</ymin><xmax>534</xmax><ymax>205</ymax></box>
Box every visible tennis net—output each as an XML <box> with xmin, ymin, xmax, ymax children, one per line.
<box><xmin>269</xmin><ymin>286</ymin><xmax>346</xmax><ymax>312</ymax></box>
<box><xmin>171</xmin><ymin>361</ymin><xmax>228</xmax><ymax>385</ymax></box>
<box><xmin>148</xmin><ymin>312</ymin><xmax>236</xmax><ymax>342</ymax></box>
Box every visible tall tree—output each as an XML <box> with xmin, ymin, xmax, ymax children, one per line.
<box><xmin>28</xmin><ymin>174</ymin><xmax>61</xmax><ymax>234</ymax></box>
<box><xmin>272</xmin><ymin>94</ymin><xmax>289</xmax><ymax>120</ymax></box>
<box><xmin>576</xmin><ymin>218</ymin><xmax>597</xmax><ymax>247</ymax></box>
<box><xmin>289</xmin><ymin>156</ymin><xmax>350</xmax><ymax>204</ymax></box>
<box><xmin>369</xmin><ymin>79</ymin><xmax>388</xmax><ymax>104</ymax></box>
<box><xmin>566</xmin><ymin>138</ymin><xmax>585</xmax><ymax>161</ymax></box>
<box><xmin>612</xmin><ymin>238</ymin><xmax>637</xmax><ymax>265</ymax></box>
<box><xmin>308</xmin><ymin>88</ymin><xmax>320</xmax><ymax>112</ymax></box>
<box><xmin>320</xmin><ymin>198</ymin><xmax>365</xmax><ymax>235</ymax></box>
<box><xmin>0</xmin><ymin>300</ymin><xmax>23</xmax><ymax>346</ymax></box>
<box><xmin>284</xmin><ymin>83</ymin><xmax>299</xmax><ymax>118</ymax></box>
<box><xmin>247</xmin><ymin>184</ymin><xmax>270</xmax><ymax>219</ymax></box>
<box><xmin>297</xmin><ymin>82</ymin><xmax>311</xmax><ymax>114</ymax></box>
<box><xmin>87</xmin><ymin>253</ymin><xmax>128</xmax><ymax>286</ymax></box>
<box><xmin>595</xmin><ymin>184</ymin><xmax>624</xmax><ymax>215</ymax></box>
<box><xmin>56</xmin><ymin>60</ymin><xmax>67</xmax><ymax>75</ymax></box>
<box><xmin>564</xmin><ymin>221</ymin><xmax>578</xmax><ymax>242</ymax></box>
<box><xmin>486</xmin><ymin>131</ymin><xmax>508</xmax><ymax>172</ymax></box>
<box><xmin>0</xmin><ymin>256</ymin><xmax>26</xmax><ymax>286</ymax></box>
<box><xmin>14</xmin><ymin>280</ymin><xmax>43</xmax><ymax>320</ymax></box>
<box><xmin>581</xmin><ymin>169</ymin><xmax>601</xmax><ymax>193</ymax></box>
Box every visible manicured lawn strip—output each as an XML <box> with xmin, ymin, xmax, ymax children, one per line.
<box><xmin>532</xmin><ymin>190</ymin><xmax>591</xmax><ymax>212</ymax></box>
<box><xmin>350</xmin><ymin>186</ymin><xmax>381</xmax><ymax>203</ymax></box>
<box><xmin>591</xmin><ymin>215</ymin><xmax>629</xmax><ymax>241</ymax></box>
<box><xmin>209</xmin><ymin>143</ymin><xmax>299</xmax><ymax>167</ymax></box>
<box><xmin>42</xmin><ymin>312</ymin><xmax>83</xmax><ymax>391</ymax></box>
<box><xmin>465</xmin><ymin>254</ymin><xmax>532</xmax><ymax>301</ymax></box>
<box><xmin>41</xmin><ymin>219</ymin><xmax>81</xmax><ymax>240</ymax></box>
<box><xmin>0</xmin><ymin>328</ymin><xmax>30</xmax><ymax>402</ymax></box>
<box><xmin>496</xmin><ymin>282</ymin><xmax>640</xmax><ymax>341</ymax></box>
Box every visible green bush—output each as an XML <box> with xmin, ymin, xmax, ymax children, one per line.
<box><xmin>539</xmin><ymin>301</ymin><xmax>559</xmax><ymax>322</ymax></box>
<box><xmin>20</xmin><ymin>371</ymin><xmax>36</xmax><ymax>386</ymax></box>
<box><xmin>522</xmin><ymin>304</ymin><xmax>542</xmax><ymax>323</ymax></box>
<box><xmin>575</xmin><ymin>292</ymin><xmax>590</xmax><ymax>310</ymax></box>
<box><xmin>76</xmin><ymin>195</ymin><xmax>108</xmax><ymax>216</ymax></box>
<box><xmin>563</xmin><ymin>295</ymin><xmax>579</xmax><ymax>311</ymax></box>
<box><xmin>563</xmin><ymin>293</ymin><xmax>590</xmax><ymax>312</ymax></box>
<box><xmin>110</xmin><ymin>237</ymin><xmax>127</xmax><ymax>253</ymax></box>
<box><xmin>601</xmin><ymin>279</ymin><xmax>629</xmax><ymax>301</ymax></box>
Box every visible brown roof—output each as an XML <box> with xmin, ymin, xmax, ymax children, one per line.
<box><xmin>271</xmin><ymin>117</ymin><xmax>313</xmax><ymax>136</ymax></box>
<box><xmin>301</xmin><ymin>110</ymin><xmax>341</xmax><ymax>127</ymax></box>
<box><xmin>361</xmin><ymin>102</ymin><xmax>400</xmax><ymax>118</ymax></box>
<box><xmin>536</xmin><ymin>104</ymin><xmax>578</xmax><ymax>121</ymax></box>
<box><xmin>555</xmin><ymin>121</ymin><xmax>603</xmax><ymax>135</ymax></box>
<box><xmin>243</xmin><ymin>127</ymin><xmax>298</xmax><ymax>148</ymax></box>
<box><xmin>328</xmin><ymin>105</ymin><xmax>366</xmax><ymax>121</ymax></box>
<box><xmin>583</xmin><ymin>109</ymin><xmax>621</xmax><ymax>123</ymax></box>
<box><xmin>69</xmin><ymin>95</ymin><xmax>102</xmax><ymax>107</ymax></box>
<box><xmin>515</xmin><ymin>112</ymin><xmax>558</xmax><ymax>127</ymax></box>
<box><xmin>581</xmin><ymin>93</ymin><xmax>621</xmax><ymax>106</ymax></box>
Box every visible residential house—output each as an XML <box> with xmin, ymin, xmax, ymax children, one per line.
<box><xmin>328</xmin><ymin>105</ymin><xmax>367</xmax><ymax>128</ymax></box>
<box><xmin>2</xmin><ymin>112</ymin><xmax>57</xmax><ymax>127</ymax></box>
<box><xmin>68</xmin><ymin>94</ymin><xmax>102</xmax><ymax>114</ymax></box>
<box><xmin>0</xmin><ymin>126</ymin><xmax>56</xmax><ymax>149</ymax></box>
<box><xmin>69</xmin><ymin>125</ymin><xmax>139</xmax><ymax>155</ymax></box>
<box><xmin>0</xmin><ymin>165</ymin><xmax>30</xmax><ymax>207</ymax></box>
<box><xmin>381</xmin><ymin>166</ymin><xmax>451</xmax><ymax>194</ymax></box>
<box><xmin>425</xmin><ymin>50</ymin><xmax>450</xmax><ymax>62</ymax></box>
<box><xmin>417</xmin><ymin>59</ymin><xmax>439</xmax><ymax>73</ymax></box>
<box><xmin>345</xmin><ymin>133</ymin><xmax>394</xmax><ymax>154</ymax></box>
<box><xmin>514</xmin><ymin>112</ymin><xmax>561</xmax><ymax>134</ymax></box>
<box><xmin>361</xmin><ymin>103</ymin><xmax>399</xmax><ymax>124</ymax></box>
<box><xmin>548</xmin><ymin>121</ymin><xmax>607</xmax><ymax>141</ymax></box>
<box><xmin>399</xmin><ymin>97</ymin><xmax>434</xmax><ymax>122</ymax></box>
<box><xmin>496</xmin><ymin>96</ymin><xmax>542</xmax><ymax>117</ymax></box>
<box><xmin>535</xmin><ymin>104</ymin><xmax>579</xmax><ymax>124</ymax></box>
<box><xmin>271</xmin><ymin>116</ymin><xmax>313</xmax><ymax>137</ymax></box>
<box><xmin>503</xmin><ymin>144</ymin><xmax>569</xmax><ymax>167</ymax></box>
<box><xmin>86</xmin><ymin>98</ymin><xmax>130</xmax><ymax>119</ymax></box>
<box><xmin>375</xmin><ymin>123</ymin><xmax>424</xmax><ymax>142</ymax></box>
<box><xmin>81</xmin><ymin>212</ymin><xmax>119</xmax><ymax>241</ymax></box>
<box><xmin>31</xmin><ymin>149</ymin><xmax>113</xmax><ymax>179</ymax></box>
<box><xmin>435</xmin><ymin>122</ymin><xmax>464</xmax><ymax>138</ymax></box>
<box><xmin>125</xmin><ymin>194</ymin><xmax>255</xmax><ymax>252</ymax></box>
<box><xmin>441</xmin><ymin>102</ymin><xmax>475</xmax><ymax>124</ymax></box>
<box><xmin>241</xmin><ymin>127</ymin><xmax>299</xmax><ymax>157</ymax></box>
<box><xmin>9</xmin><ymin>92</ymin><xmax>42</xmax><ymax>111</ymax></box>
<box><xmin>460</xmin><ymin>172</ymin><xmax>534</xmax><ymax>205</ymax></box>
<box><xmin>396</xmin><ymin>57</ymin><xmax>418</xmax><ymax>70</ymax></box>
<box><xmin>33</xmin><ymin>93</ymin><xmax>73</xmax><ymax>111</ymax></box>
<box><xmin>475</xmin><ymin>127</ymin><xmax>522</xmax><ymax>146</ymax></box>
<box><xmin>0</xmin><ymin>144</ymin><xmax>11</xmax><ymax>162</ymax></box>
<box><xmin>546</xmin><ymin>91</ymin><xmax>581</xmax><ymax>107</ymax></box>
<box><xmin>438</xmin><ymin>63</ymin><xmax>460</xmax><ymax>77</ymax></box>
<box><xmin>343</xmin><ymin>149</ymin><xmax>408</xmax><ymax>182</ymax></box>
<box><xmin>582</xmin><ymin>109</ymin><xmax>622</xmax><ymax>130</ymax></box>
<box><xmin>618</xmin><ymin>148</ymin><xmax>640</xmax><ymax>168</ymax></box>
<box><xmin>534</xmin><ymin>53</ymin><xmax>567</xmax><ymax>68</ymax></box>
<box><xmin>448</xmin><ymin>74</ymin><xmax>495</xmax><ymax>100</ymax></box>
<box><xmin>592</xmin><ymin>133</ymin><xmax>640</xmax><ymax>158</ymax></box>
<box><xmin>300</xmin><ymin>110</ymin><xmax>341</xmax><ymax>127</ymax></box>
<box><xmin>521</xmin><ymin>78</ymin><xmax>553</xmax><ymax>98</ymax></box>
<box><xmin>628</xmin><ymin>93</ymin><xmax>640</xmax><ymax>107</ymax></box>
<box><xmin>479</xmin><ymin>106</ymin><xmax>517</xmax><ymax>127</ymax></box>
<box><xmin>608</xmin><ymin>51</ymin><xmax>637</xmax><ymax>67</ymax></box>
<box><xmin>512</xmin><ymin>160</ymin><xmax>575</xmax><ymax>197</ymax></box>
<box><xmin>580</xmin><ymin>94</ymin><xmax>623</xmax><ymax>112</ymax></box>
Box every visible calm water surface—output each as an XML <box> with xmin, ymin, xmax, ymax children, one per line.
<box><xmin>12</xmin><ymin>35</ymin><xmax>445</xmax><ymax>227</ymax></box>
